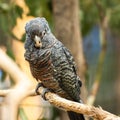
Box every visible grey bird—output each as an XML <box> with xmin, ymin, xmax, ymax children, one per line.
<box><xmin>24</xmin><ymin>17</ymin><xmax>85</xmax><ymax>120</ymax></box>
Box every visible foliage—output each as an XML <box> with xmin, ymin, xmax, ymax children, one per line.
<box><xmin>0</xmin><ymin>1</ymin><xmax>23</xmax><ymax>32</ymax></box>
<box><xmin>109</xmin><ymin>6</ymin><xmax>120</xmax><ymax>35</ymax></box>
<box><xmin>80</xmin><ymin>0</ymin><xmax>120</xmax><ymax>36</ymax></box>
<box><xmin>0</xmin><ymin>0</ymin><xmax>54</xmax><ymax>46</ymax></box>
<box><xmin>25</xmin><ymin>0</ymin><xmax>53</xmax><ymax>29</ymax></box>
<box><xmin>0</xmin><ymin>0</ymin><xmax>120</xmax><ymax>41</ymax></box>
<box><xmin>80</xmin><ymin>0</ymin><xmax>99</xmax><ymax>35</ymax></box>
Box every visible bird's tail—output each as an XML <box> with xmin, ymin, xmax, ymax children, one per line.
<box><xmin>67</xmin><ymin>111</ymin><xmax>85</xmax><ymax>120</ymax></box>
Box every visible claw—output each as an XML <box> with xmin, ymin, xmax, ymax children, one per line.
<box><xmin>35</xmin><ymin>83</ymin><xmax>43</xmax><ymax>95</ymax></box>
<box><xmin>41</xmin><ymin>88</ymin><xmax>50</xmax><ymax>100</ymax></box>
<box><xmin>35</xmin><ymin>83</ymin><xmax>50</xmax><ymax>100</ymax></box>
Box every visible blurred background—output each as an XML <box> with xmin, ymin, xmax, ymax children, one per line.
<box><xmin>0</xmin><ymin>0</ymin><xmax>120</xmax><ymax>120</ymax></box>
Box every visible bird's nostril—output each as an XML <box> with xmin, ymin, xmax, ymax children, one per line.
<box><xmin>34</xmin><ymin>41</ymin><xmax>42</xmax><ymax>48</ymax></box>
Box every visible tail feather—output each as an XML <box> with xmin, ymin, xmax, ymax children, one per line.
<box><xmin>67</xmin><ymin>111</ymin><xmax>85</xmax><ymax>120</ymax></box>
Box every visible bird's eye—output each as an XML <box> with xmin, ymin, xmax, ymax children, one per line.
<box><xmin>42</xmin><ymin>31</ymin><xmax>46</xmax><ymax>37</ymax></box>
<box><xmin>45</xmin><ymin>28</ymin><xmax>47</xmax><ymax>32</ymax></box>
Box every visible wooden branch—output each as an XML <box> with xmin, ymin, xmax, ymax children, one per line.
<box><xmin>0</xmin><ymin>48</ymin><xmax>33</xmax><ymax>120</ymax></box>
<box><xmin>0</xmin><ymin>89</ymin><xmax>35</xmax><ymax>97</ymax></box>
<box><xmin>0</xmin><ymin>89</ymin><xmax>13</xmax><ymax>97</ymax></box>
<box><xmin>0</xmin><ymin>88</ymin><xmax>120</xmax><ymax>120</ymax></box>
<box><xmin>0</xmin><ymin>49</ymin><xmax>29</xmax><ymax>84</ymax></box>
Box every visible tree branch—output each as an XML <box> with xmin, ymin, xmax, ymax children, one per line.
<box><xmin>0</xmin><ymin>88</ymin><xmax>120</xmax><ymax>120</ymax></box>
<box><xmin>0</xmin><ymin>48</ymin><xmax>33</xmax><ymax>120</ymax></box>
<box><xmin>0</xmin><ymin>89</ymin><xmax>14</xmax><ymax>97</ymax></box>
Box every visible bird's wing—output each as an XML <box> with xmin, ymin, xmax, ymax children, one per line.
<box><xmin>62</xmin><ymin>46</ymin><xmax>82</xmax><ymax>86</ymax></box>
<box><xmin>62</xmin><ymin>46</ymin><xmax>77</xmax><ymax>74</ymax></box>
<box><xmin>58</xmin><ymin>46</ymin><xmax>81</xmax><ymax>101</ymax></box>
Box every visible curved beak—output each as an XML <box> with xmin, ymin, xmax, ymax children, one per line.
<box><xmin>34</xmin><ymin>35</ymin><xmax>42</xmax><ymax>48</ymax></box>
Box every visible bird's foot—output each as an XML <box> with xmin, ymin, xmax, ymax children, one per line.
<box><xmin>41</xmin><ymin>88</ymin><xmax>50</xmax><ymax>100</ymax></box>
<box><xmin>35</xmin><ymin>82</ymin><xmax>50</xmax><ymax>100</ymax></box>
<box><xmin>35</xmin><ymin>82</ymin><xmax>43</xmax><ymax>95</ymax></box>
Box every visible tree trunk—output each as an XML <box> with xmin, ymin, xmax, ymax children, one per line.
<box><xmin>52</xmin><ymin>0</ymin><xmax>86</xmax><ymax>80</ymax></box>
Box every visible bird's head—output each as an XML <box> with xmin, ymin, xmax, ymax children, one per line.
<box><xmin>24</xmin><ymin>17</ymin><xmax>56</xmax><ymax>62</ymax></box>
<box><xmin>25</xmin><ymin>17</ymin><xmax>51</xmax><ymax>49</ymax></box>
